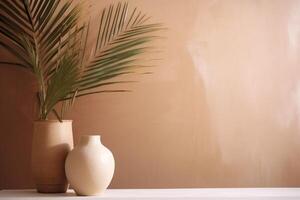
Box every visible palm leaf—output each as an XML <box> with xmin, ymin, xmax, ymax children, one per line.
<box><xmin>0</xmin><ymin>1</ymin><xmax>164</xmax><ymax>120</ymax></box>
<box><xmin>68</xmin><ymin>2</ymin><xmax>163</xmax><ymax>99</ymax></box>
<box><xmin>1</xmin><ymin>0</ymin><xmax>82</xmax><ymax>119</ymax></box>
<box><xmin>1</xmin><ymin>0</ymin><xmax>81</xmax><ymax>70</ymax></box>
<box><xmin>42</xmin><ymin>53</ymin><xmax>80</xmax><ymax>118</ymax></box>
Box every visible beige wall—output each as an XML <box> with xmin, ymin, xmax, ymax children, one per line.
<box><xmin>1</xmin><ymin>0</ymin><xmax>300</xmax><ymax>189</ymax></box>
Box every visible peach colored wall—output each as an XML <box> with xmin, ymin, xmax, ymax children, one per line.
<box><xmin>1</xmin><ymin>0</ymin><xmax>300</xmax><ymax>189</ymax></box>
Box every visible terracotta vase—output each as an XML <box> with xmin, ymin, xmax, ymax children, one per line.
<box><xmin>65</xmin><ymin>135</ymin><xmax>115</xmax><ymax>196</ymax></box>
<box><xmin>31</xmin><ymin>120</ymin><xmax>73</xmax><ymax>193</ymax></box>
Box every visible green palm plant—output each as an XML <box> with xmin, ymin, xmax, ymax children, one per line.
<box><xmin>0</xmin><ymin>0</ymin><xmax>163</xmax><ymax>121</ymax></box>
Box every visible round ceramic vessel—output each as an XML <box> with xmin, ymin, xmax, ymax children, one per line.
<box><xmin>65</xmin><ymin>135</ymin><xmax>115</xmax><ymax>196</ymax></box>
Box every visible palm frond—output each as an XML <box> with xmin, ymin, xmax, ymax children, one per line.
<box><xmin>1</xmin><ymin>0</ymin><xmax>81</xmax><ymax>70</ymax></box>
<box><xmin>1</xmin><ymin>0</ymin><xmax>83</xmax><ymax>120</ymax></box>
<box><xmin>69</xmin><ymin>2</ymin><xmax>163</xmax><ymax>99</ymax></box>
<box><xmin>0</xmin><ymin>1</ymin><xmax>164</xmax><ymax>120</ymax></box>
<box><xmin>42</xmin><ymin>53</ymin><xmax>80</xmax><ymax>119</ymax></box>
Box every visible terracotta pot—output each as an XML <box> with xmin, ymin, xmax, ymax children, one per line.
<box><xmin>65</xmin><ymin>135</ymin><xmax>115</xmax><ymax>196</ymax></box>
<box><xmin>31</xmin><ymin>120</ymin><xmax>73</xmax><ymax>193</ymax></box>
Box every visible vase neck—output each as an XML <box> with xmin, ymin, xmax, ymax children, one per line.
<box><xmin>79</xmin><ymin>135</ymin><xmax>101</xmax><ymax>146</ymax></box>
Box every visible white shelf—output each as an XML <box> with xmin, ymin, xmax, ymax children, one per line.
<box><xmin>1</xmin><ymin>188</ymin><xmax>300</xmax><ymax>200</ymax></box>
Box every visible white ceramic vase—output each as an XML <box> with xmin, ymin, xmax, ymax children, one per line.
<box><xmin>65</xmin><ymin>135</ymin><xmax>115</xmax><ymax>196</ymax></box>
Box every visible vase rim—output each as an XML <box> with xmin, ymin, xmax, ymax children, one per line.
<box><xmin>81</xmin><ymin>134</ymin><xmax>101</xmax><ymax>137</ymax></box>
<box><xmin>34</xmin><ymin>119</ymin><xmax>73</xmax><ymax>123</ymax></box>
<box><xmin>80</xmin><ymin>135</ymin><xmax>101</xmax><ymax>145</ymax></box>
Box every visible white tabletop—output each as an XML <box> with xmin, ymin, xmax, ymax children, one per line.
<box><xmin>1</xmin><ymin>188</ymin><xmax>300</xmax><ymax>200</ymax></box>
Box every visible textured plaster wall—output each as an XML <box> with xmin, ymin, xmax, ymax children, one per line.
<box><xmin>1</xmin><ymin>0</ymin><xmax>300</xmax><ymax>188</ymax></box>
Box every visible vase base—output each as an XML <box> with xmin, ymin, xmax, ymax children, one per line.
<box><xmin>36</xmin><ymin>184</ymin><xmax>68</xmax><ymax>193</ymax></box>
<box><xmin>75</xmin><ymin>190</ymin><xmax>104</xmax><ymax>196</ymax></box>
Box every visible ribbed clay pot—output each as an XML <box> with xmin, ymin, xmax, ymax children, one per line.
<box><xmin>65</xmin><ymin>135</ymin><xmax>115</xmax><ymax>196</ymax></box>
<box><xmin>31</xmin><ymin>120</ymin><xmax>73</xmax><ymax>193</ymax></box>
